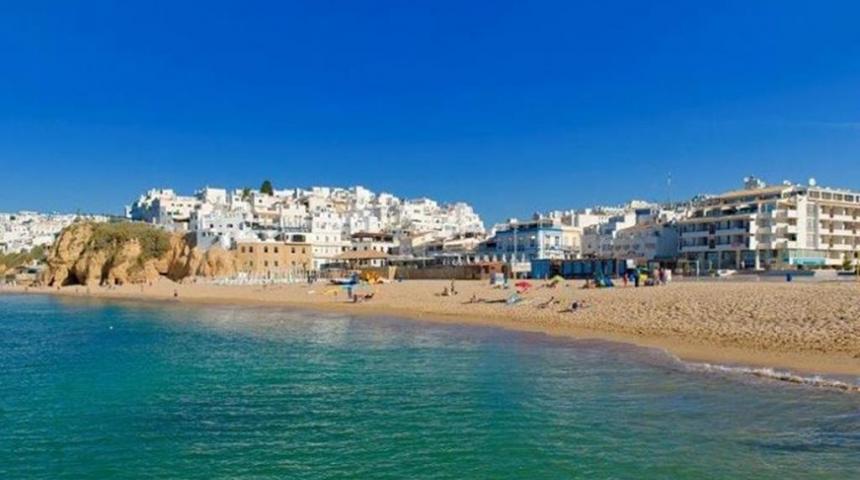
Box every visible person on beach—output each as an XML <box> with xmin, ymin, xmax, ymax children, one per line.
<box><xmin>538</xmin><ymin>296</ymin><xmax>558</xmax><ymax>309</ymax></box>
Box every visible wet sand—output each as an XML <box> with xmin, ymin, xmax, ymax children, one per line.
<box><xmin>4</xmin><ymin>278</ymin><xmax>860</xmax><ymax>376</ymax></box>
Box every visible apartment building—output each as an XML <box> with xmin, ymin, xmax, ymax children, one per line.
<box><xmin>679</xmin><ymin>177</ymin><xmax>860</xmax><ymax>270</ymax></box>
<box><xmin>612</xmin><ymin>222</ymin><xmax>680</xmax><ymax>265</ymax></box>
<box><xmin>349</xmin><ymin>232</ymin><xmax>397</xmax><ymax>255</ymax></box>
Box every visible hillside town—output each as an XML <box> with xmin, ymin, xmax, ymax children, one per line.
<box><xmin>0</xmin><ymin>211</ymin><xmax>110</xmax><ymax>255</ymax></box>
<box><xmin>3</xmin><ymin>176</ymin><xmax>860</xmax><ymax>284</ymax></box>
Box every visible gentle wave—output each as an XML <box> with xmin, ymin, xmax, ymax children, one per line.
<box><xmin>677</xmin><ymin>359</ymin><xmax>860</xmax><ymax>393</ymax></box>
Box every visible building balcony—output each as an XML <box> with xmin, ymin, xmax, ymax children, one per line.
<box><xmin>773</xmin><ymin>209</ymin><xmax>798</xmax><ymax>220</ymax></box>
<box><xmin>774</xmin><ymin>225</ymin><xmax>798</xmax><ymax>235</ymax></box>
<box><xmin>680</xmin><ymin>245</ymin><xmax>712</xmax><ymax>253</ymax></box>
<box><xmin>771</xmin><ymin>239</ymin><xmax>798</xmax><ymax>249</ymax></box>
<box><xmin>823</xmin><ymin>229</ymin><xmax>855</xmax><ymax>237</ymax></box>
<box><xmin>715</xmin><ymin>227</ymin><xmax>750</xmax><ymax>236</ymax></box>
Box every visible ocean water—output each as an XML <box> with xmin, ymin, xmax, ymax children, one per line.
<box><xmin>1</xmin><ymin>295</ymin><xmax>858</xmax><ymax>479</ymax></box>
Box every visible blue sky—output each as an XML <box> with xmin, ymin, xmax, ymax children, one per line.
<box><xmin>1</xmin><ymin>1</ymin><xmax>859</xmax><ymax>223</ymax></box>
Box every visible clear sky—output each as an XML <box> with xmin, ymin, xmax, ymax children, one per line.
<box><xmin>1</xmin><ymin>1</ymin><xmax>859</xmax><ymax>223</ymax></box>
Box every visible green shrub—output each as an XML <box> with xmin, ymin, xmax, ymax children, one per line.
<box><xmin>0</xmin><ymin>245</ymin><xmax>46</xmax><ymax>269</ymax></box>
<box><xmin>84</xmin><ymin>221</ymin><xmax>171</xmax><ymax>264</ymax></box>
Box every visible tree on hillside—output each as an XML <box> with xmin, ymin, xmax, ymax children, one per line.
<box><xmin>241</xmin><ymin>187</ymin><xmax>252</xmax><ymax>201</ymax></box>
<box><xmin>260</xmin><ymin>180</ymin><xmax>274</xmax><ymax>196</ymax></box>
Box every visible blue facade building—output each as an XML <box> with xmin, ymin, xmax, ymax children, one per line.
<box><xmin>479</xmin><ymin>220</ymin><xmax>566</xmax><ymax>262</ymax></box>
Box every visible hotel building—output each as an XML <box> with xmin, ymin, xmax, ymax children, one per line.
<box><xmin>679</xmin><ymin>177</ymin><xmax>860</xmax><ymax>270</ymax></box>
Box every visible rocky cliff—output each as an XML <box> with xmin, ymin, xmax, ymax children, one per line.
<box><xmin>46</xmin><ymin>222</ymin><xmax>237</xmax><ymax>286</ymax></box>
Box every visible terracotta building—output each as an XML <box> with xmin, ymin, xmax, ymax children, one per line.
<box><xmin>234</xmin><ymin>239</ymin><xmax>312</xmax><ymax>278</ymax></box>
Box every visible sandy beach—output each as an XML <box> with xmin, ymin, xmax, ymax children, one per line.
<box><xmin>4</xmin><ymin>278</ymin><xmax>860</xmax><ymax>376</ymax></box>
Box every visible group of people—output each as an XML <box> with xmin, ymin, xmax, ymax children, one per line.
<box><xmin>346</xmin><ymin>284</ymin><xmax>376</xmax><ymax>303</ymax></box>
<box><xmin>620</xmin><ymin>267</ymin><xmax>673</xmax><ymax>288</ymax></box>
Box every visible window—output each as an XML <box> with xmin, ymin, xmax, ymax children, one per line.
<box><xmin>274</xmin><ymin>261</ymin><xmax>279</xmax><ymax>267</ymax></box>
<box><xmin>264</xmin><ymin>246</ymin><xmax>269</xmax><ymax>253</ymax></box>
<box><xmin>240</xmin><ymin>246</ymin><xmax>246</xmax><ymax>253</ymax></box>
<box><xmin>264</xmin><ymin>261</ymin><xmax>269</xmax><ymax>267</ymax></box>
<box><xmin>274</xmin><ymin>247</ymin><xmax>279</xmax><ymax>253</ymax></box>
<box><xmin>302</xmin><ymin>248</ymin><xmax>306</xmax><ymax>254</ymax></box>
<box><xmin>249</xmin><ymin>246</ymin><xmax>254</xmax><ymax>253</ymax></box>
<box><xmin>291</xmin><ymin>247</ymin><xmax>296</xmax><ymax>254</ymax></box>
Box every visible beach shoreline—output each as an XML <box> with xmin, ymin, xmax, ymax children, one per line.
<box><xmin>3</xmin><ymin>279</ymin><xmax>859</xmax><ymax>377</ymax></box>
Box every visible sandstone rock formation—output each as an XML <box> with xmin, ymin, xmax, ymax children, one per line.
<box><xmin>45</xmin><ymin>222</ymin><xmax>237</xmax><ymax>286</ymax></box>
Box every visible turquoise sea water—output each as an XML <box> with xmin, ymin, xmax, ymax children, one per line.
<box><xmin>1</xmin><ymin>294</ymin><xmax>858</xmax><ymax>479</ymax></box>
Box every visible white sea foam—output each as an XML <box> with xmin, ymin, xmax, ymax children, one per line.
<box><xmin>678</xmin><ymin>360</ymin><xmax>860</xmax><ymax>393</ymax></box>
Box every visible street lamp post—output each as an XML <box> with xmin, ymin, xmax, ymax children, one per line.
<box><xmin>512</xmin><ymin>221</ymin><xmax>518</xmax><ymax>263</ymax></box>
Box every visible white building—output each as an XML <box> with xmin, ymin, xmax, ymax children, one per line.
<box><xmin>128</xmin><ymin>183</ymin><xmax>485</xmax><ymax>271</ymax></box>
<box><xmin>580</xmin><ymin>202</ymin><xmax>667</xmax><ymax>259</ymax></box>
<box><xmin>679</xmin><ymin>177</ymin><xmax>860</xmax><ymax>270</ymax></box>
<box><xmin>191</xmin><ymin>210</ymin><xmax>256</xmax><ymax>250</ymax></box>
<box><xmin>612</xmin><ymin>221</ymin><xmax>680</xmax><ymax>265</ymax></box>
<box><xmin>0</xmin><ymin>212</ymin><xmax>108</xmax><ymax>254</ymax></box>
<box><xmin>126</xmin><ymin>189</ymin><xmax>201</xmax><ymax>230</ymax></box>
